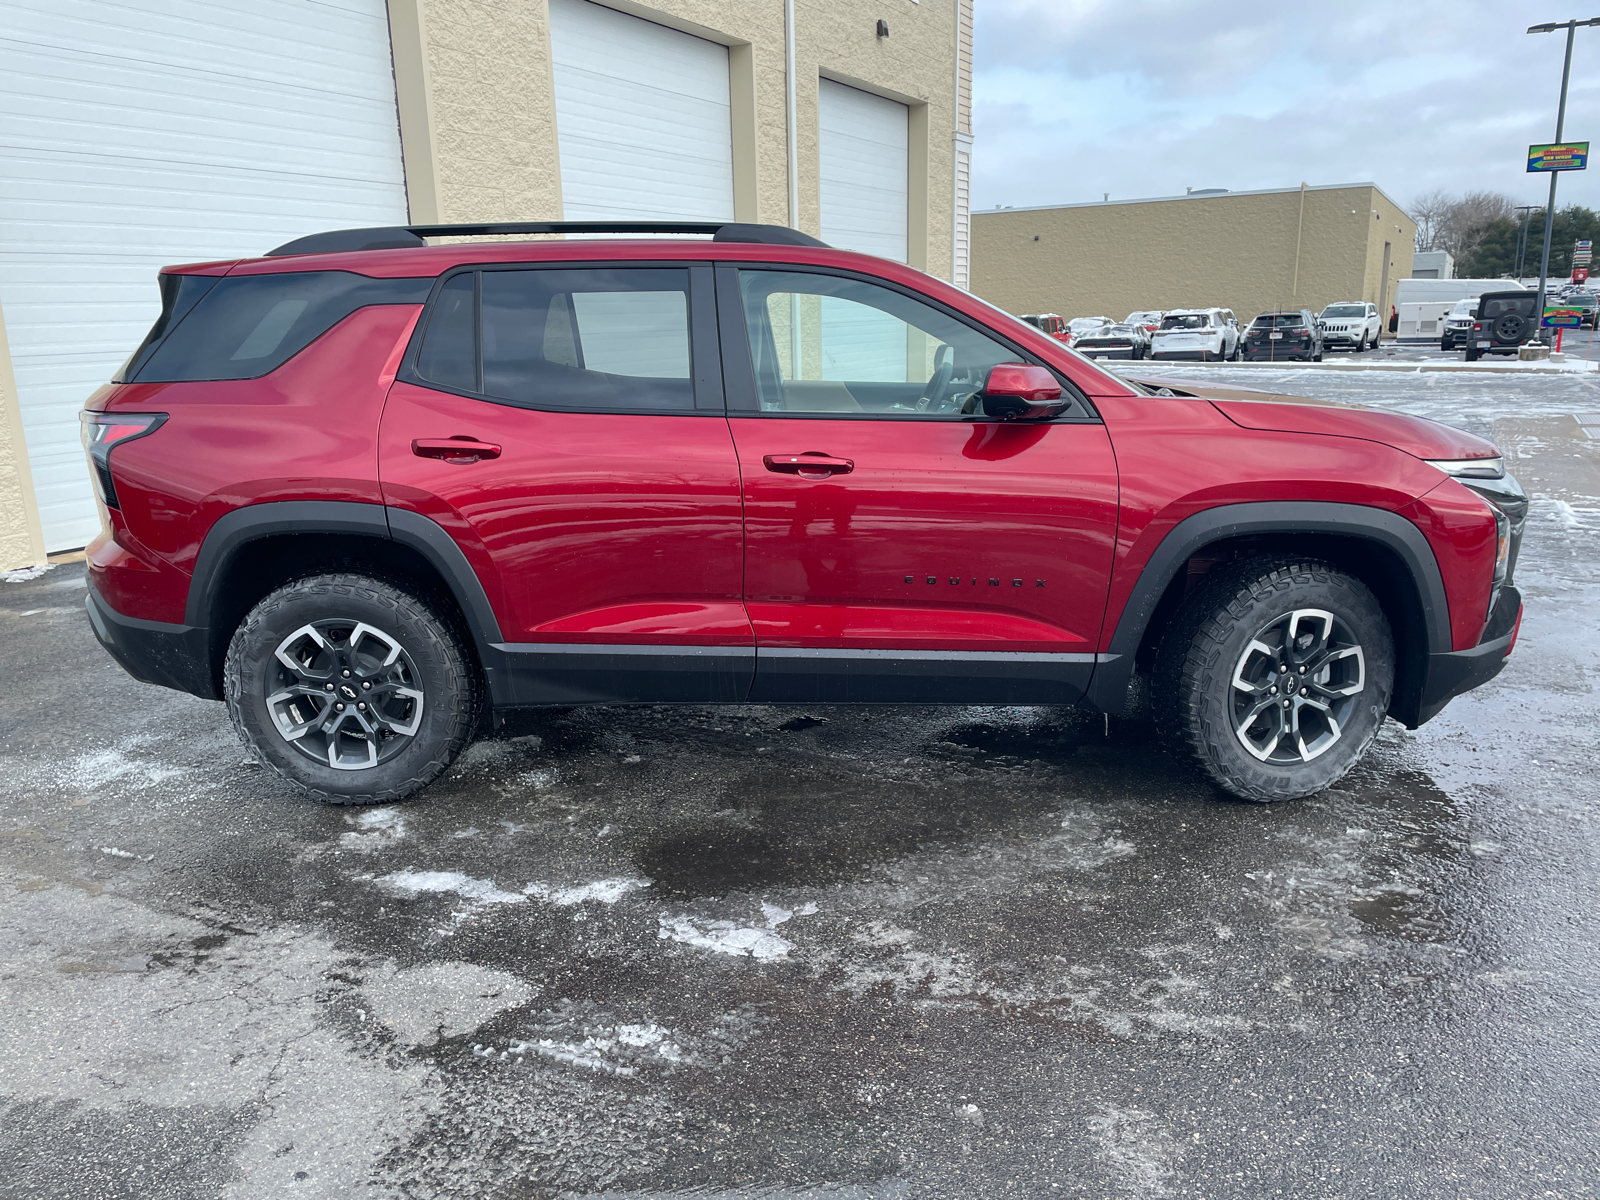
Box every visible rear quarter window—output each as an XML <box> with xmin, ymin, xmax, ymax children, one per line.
<box><xmin>131</xmin><ymin>271</ymin><xmax>432</xmax><ymax>382</ymax></box>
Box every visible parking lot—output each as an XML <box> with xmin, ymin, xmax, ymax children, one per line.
<box><xmin>3</xmin><ymin>365</ymin><xmax>1598</xmax><ymax>1199</ymax></box>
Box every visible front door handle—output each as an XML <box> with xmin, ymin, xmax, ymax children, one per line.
<box><xmin>763</xmin><ymin>452</ymin><xmax>854</xmax><ymax>478</ymax></box>
<box><xmin>412</xmin><ymin>437</ymin><xmax>502</xmax><ymax>464</ymax></box>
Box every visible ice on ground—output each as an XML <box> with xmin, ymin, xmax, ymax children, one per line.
<box><xmin>378</xmin><ymin>869</ymin><xmax>527</xmax><ymax>906</ymax></box>
<box><xmin>658</xmin><ymin>915</ymin><xmax>793</xmax><ymax>962</ymax></box>
<box><xmin>525</xmin><ymin>877</ymin><xmax>650</xmax><ymax>906</ymax></box>
<box><xmin>1087</xmin><ymin>1104</ymin><xmax>1181</xmax><ymax>1197</ymax></box>
<box><xmin>338</xmin><ymin>807</ymin><xmax>408</xmax><ymax>851</ymax></box>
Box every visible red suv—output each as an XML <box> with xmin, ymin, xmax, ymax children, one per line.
<box><xmin>81</xmin><ymin>220</ymin><xmax>1526</xmax><ymax>806</ymax></box>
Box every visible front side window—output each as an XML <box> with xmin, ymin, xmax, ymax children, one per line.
<box><xmin>412</xmin><ymin>267</ymin><xmax>695</xmax><ymax>411</ymax></box>
<box><xmin>737</xmin><ymin>269</ymin><xmax>1038</xmax><ymax>418</ymax></box>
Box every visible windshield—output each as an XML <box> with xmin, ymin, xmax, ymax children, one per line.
<box><xmin>1160</xmin><ymin>313</ymin><xmax>1211</xmax><ymax>330</ymax></box>
<box><xmin>1069</xmin><ymin>317</ymin><xmax>1109</xmax><ymax>333</ymax></box>
<box><xmin>1321</xmin><ymin>305</ymin><xmax>1364</xmax><ymax>318</ymax></box>
<box><xmin>1450</xmin><ymin>299</ymin><xmax>1477</xmax><ymax>315</ymax></box>
<box><xmin>1125</xmin><ymin>311</ymin><xmax>1158</xmax><ymax>324</ymax></box>
<box><xmin>1251</xmin><ymin>314</ymin><xmax>1306</xmax><ymax>329</ymax></box>
<box><xmin>1082</xmin><ymin>325</ymin><xmax>1133</xmax><ymax>339</ymax></box>
<box><xmin>1572</xmin><ymin>295</ymin><xmax>1598</xmax><ymax>308</ymax></box>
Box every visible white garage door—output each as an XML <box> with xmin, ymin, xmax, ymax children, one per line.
<box><xmin>819</xmin><ymin>80</ymin><xmax>908</xmax><ymax>263</ymax></box>
<box><xmin>549</xmin><ymin>0</ymin><xmax>734</xmax><ymax>223</ymax></box>
<box><xmin>0</xmin><ymin>0</ymin><xmax>408</xmax><ymax>551</ymax></box>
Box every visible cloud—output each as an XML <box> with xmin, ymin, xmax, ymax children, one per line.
<box><xmin>971</xmin><ymin>1</ymin><xmax>1600</xmax><ymax>216</ymax></box>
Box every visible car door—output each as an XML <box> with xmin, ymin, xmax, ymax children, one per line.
<box><xmin>379</xmin><ymin>262</ymin><xmax>753</xmax><ymax>703</ymax></box>
<box><xmin>717</xmin><ymin>264</ymin><xmax>1119</xmax><ymax>703</ymax></box>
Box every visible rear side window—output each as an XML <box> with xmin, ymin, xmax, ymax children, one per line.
<box><xmin>131</xmin><ymin>271</ymin><xmax>432</xmax><ymax>382</ymax></box>
<box><xmin>412</xmin><ymin>267</ymin><xmax>696</xmax><ymax>411</ymax></box>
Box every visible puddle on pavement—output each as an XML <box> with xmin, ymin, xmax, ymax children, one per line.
<box><xmin>1342</xmin><ymin>769</ymin><xmax>1466</xmax><ymax>944</ymax></box>
<box><xmin>637</xmin><ymin>767</ymin><xmax>1060</xmax><ymax>898</ymax></box>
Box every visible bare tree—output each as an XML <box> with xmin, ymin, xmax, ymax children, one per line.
<box><xmin>1410</xmin><ymin>189</ymin><xmax>1452</xmax><ymax>252</ymax></box>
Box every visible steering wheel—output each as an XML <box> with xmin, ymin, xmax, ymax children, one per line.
<box><xmin>915</xmin><ymin>344</ymin><xmax>956</xmax><ymax>412</ymax></box>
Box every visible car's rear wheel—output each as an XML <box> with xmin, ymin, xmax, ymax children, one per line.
<box><xmin>224</xmin><ymin>574</ymin><xmax>478</xmax><ymax>804</ymax></box>
<box><xmin>1154</xmin><ymin>558</ymin><xmax>1394</xmax><ymax>802</ymax></box>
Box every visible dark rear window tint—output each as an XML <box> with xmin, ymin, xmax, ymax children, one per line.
<box><xmin>131</xmin><ymin>271</ymin><xmax>432</xmax><ymax>382</ymax></box>
<box><xmin>1251</xmin><ymin>314</ymin><xmax>1307</xmax><ymax>328</ymax></box>
<box><xmin>113</xmin><ymin>273</ymin><xmax>219</xmax><ymax>382</ymax></box>
<box><xmin>1480</xmin><ymin>296</ymin><xmax>1535</xmax><ymax>319</ymax></box>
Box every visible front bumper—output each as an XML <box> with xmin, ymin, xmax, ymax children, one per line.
<box><xmin>1412</xmin><ymin>585</ymin><xmax>1521</xmax><ymax>725</ymax></box>
<box><xmin>85</xmin><ymin>583</ymin><xmax>218</xmax><ymax>699</ymax></box>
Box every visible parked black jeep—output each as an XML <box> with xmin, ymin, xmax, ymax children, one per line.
<box><xmin>1465</xmin><ymin>292</ymin><xmax>1540</xmax><ymax>361</ymax></box>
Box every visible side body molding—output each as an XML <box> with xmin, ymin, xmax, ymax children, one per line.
<box><xmin>1085</xmin><ymin>501</ymin><xmax>1451</xmax><ymax>719</ymax></box>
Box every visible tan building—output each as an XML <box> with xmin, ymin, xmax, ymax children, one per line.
<box><xmin>0</xmin><ymin>0</ymin><xmax>974</xmax><ymax>570</ymax></box>
<box><xmin>971</xmin><ymin>182</ymin><xmax>1415</xmax><ymax>334</ymax></box>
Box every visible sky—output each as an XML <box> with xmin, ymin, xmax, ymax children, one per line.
<box><xmin>970</xmin><ymin>1</ymin><xmax>1600</xmax><ymax>219</ymax></box>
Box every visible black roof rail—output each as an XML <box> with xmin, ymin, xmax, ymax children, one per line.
<box><xmin>265</xmin><ymin>221</ymin><xmax>829</xmax><ymax>257</ymax></box>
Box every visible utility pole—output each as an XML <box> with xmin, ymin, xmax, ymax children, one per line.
<box><xmin>1527</xmin><ymin>18</ymin><xmax>1600</xmax><ymax>342</ymax></box>
<box><xmin>1514</xmin><ymin>205</ymin><xmax>1542</xmax><ymax>281</ymax></box>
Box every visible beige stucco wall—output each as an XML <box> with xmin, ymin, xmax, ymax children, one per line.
<box><xmin>970</xmin><ymin>184</ymin><xmax>1418</xmax><ymax>327</ymax></box>
<box><xmin>0</xmin><ymin>300</ymin><xmax>49</xmax><ymax>572</ymax></box>
<box><xmin>388</xmin><ymin>0</ymin><xmax>966</xmax><ymax>278</ymax></box>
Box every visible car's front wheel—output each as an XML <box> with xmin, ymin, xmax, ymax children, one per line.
<box><xmin>1154</xmin><ymin>558</ymin><xmax>1394</xmax><ymax>802</ymax></box>
<box><xmin>224</xmin><ymin>574</ymin><xmax>479</xmax><ymax>804</ymax></box>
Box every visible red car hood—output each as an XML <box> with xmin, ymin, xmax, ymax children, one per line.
<box><xmin>1121</xmin><ymin>375</ymin><xmax>1499</xmax><ymax>461</ymax></box>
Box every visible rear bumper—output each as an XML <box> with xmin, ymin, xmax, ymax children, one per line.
<box><xmin>85</xmin><ymin>584</ymin><xmax>218</xmax><ymax>699</ymax></box>
<box><xmin>1150</xmin><ymin>350</ymin><xmax>1223</xmax><ymax>361</ymax></box>
<box><xmin>1411</xmin><ymin>585</ymin><xmax>1521</xmax><ymax>726</ymax></box>
<box><xmin>1080</xmin><ymin>349</ymin><xmax>1138</xmax><ymax>359</ymax></box>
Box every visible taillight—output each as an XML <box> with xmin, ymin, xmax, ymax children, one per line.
<box><xmin>1473</xmin><ymin>322</ymin><xmax>1483</xmax><ymax>331</ymax></box>
<box><xmin>80</xmin><ymin>412</ymin><xmax>166</xmax><ymax>508</ymax></box>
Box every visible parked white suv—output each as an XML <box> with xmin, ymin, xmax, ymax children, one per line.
<box><xmin>1149</xmin><ymin>308</ymin><xmax>1240</xmax><ymax>361</ymax></box>
<box><xmin>1440</xmin><ymin>298</ymin><xmax>1477</xmax><ymax>352</ymax></box>
<box><xmin>1318</xmin><ymin>302</ymin><xmax>1382</xmax><ymax>352</ymax></box>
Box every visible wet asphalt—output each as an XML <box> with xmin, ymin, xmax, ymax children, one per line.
<box><xmin>2</xmin><ymin>358</ymin><xmax>1598</xmax><ymax>1200</ymax></box>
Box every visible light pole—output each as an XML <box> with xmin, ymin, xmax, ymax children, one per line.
<box><xmin>1514</xmin><ymin>204</ymin><xmax>1542</xmax><ymax>281</ymax></box>
<box><xmin>1528</xmin><ymin>18</ymin><xmax>1600</xmax><ymax>342</ymax></box>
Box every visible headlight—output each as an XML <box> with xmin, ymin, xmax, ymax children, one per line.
<box><xmin>1492</xmin><ymin>508</ymin><xmax>1510</xmax><ymax>585</ymax></box>
<box><xmin>1424</xmin><ymin>456</ymin><xmax>1504</xmax><ymax>479</ymax></box>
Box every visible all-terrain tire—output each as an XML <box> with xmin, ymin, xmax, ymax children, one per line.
<box><xmin>1152</xmin><ymin>558</ymin><xmax>1394</xmax><ymax>802</ymax></box>
<box><xmin>224</xmin><ymin>574</ymin><xmax>478</xmax><ymax>804</ymax></box>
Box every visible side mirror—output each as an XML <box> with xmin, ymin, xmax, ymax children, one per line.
<box><xmin>980</xmin><ymin>363</ymin><xmax>1068</xmax><ymax>421</ymax></box>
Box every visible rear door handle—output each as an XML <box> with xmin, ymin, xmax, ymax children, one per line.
<box><xmin>763</xmin><ymin>453</ymin><xmax>854</xmax><ymax>477</ymax></box>
<box><xmin>412</xmin><ymin>437</ymin><xmax>502</xmax><ymax>463</ymax></box>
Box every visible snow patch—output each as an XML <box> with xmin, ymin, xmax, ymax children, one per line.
<box><xmin>338</xmin><ymin>807</ymin><xmax>408</xmax><ymax>851</ymax></box>
<box><xmin>525</xmin><ymin>877</ymin><xmax>650</xmax><ymax>906</ymax></box>
<box><xmin>362</xmin><ymin>961</ymin><xmax>535</xmax><ymax>1047</ymax></box>
<box><xmin>658</xmin><ymin>915</ymin><xmax>793</xmax><ymax>962</ymax></box>
<box><xmin>2</xmin><ymin>562</ymin><xmax>53</xmax><ymax>582</ymax></box>
<box><xmin>378</xmin><ymin>869</ymin><xmax>527</xmax><ymax>907</ymax></box>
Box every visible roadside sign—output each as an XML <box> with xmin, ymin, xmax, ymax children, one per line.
<box><xmin>1529</xmin><ymin>142</ymin><xmax>1589</xmax><ymax>171</ymax></box>
<box><xmin>1543</xmin><ymin>306</ymin><xmax>1583</xmax><ymax>327</ymax></box>
<box><xmin>1575</xmin><ymin>240</ymin><xmax>1593</xmax><ymax>266</ymax></box>
<box><xmin>1575</xmin><ymin>268</ymin><xmax>1591</xmax><ymax>284</ymax></box>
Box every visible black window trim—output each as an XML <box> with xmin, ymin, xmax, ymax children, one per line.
<box><xmin>397</xmin><ymin>260</ymin><xmax>725</xmax><ymax>416</ymax></box>
<box><xmin>713</xmin><ymin>262</ymin><xmax>1102</xmax><ymax>424</ymax></box>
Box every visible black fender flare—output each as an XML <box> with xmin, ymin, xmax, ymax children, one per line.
<box><xmin>186</xmin><ymin>499</ymin><xmax>505</xmax><ymax>647</ymax></box>
<box><xmin>1085</xmin><ymin>501</ymin><xmax>1450</xmax><ymax>716</ymax></box>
